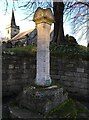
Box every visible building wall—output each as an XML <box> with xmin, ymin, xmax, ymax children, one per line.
<box><xmin>6</xmin><ymin>25</ymin><xmax>19</xmax><ymax>41</ymax></box>
<box><xmin>6</xmin><ymin>26</ymin><xmax>11</xmax><ymax>41</ymax></box>
<box><xmin>11</xmin><ymin>27</ymin><xmax>19</xmax><ymax>39</ymax></box>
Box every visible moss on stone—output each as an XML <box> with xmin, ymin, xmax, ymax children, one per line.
<box><xmin>45</xmin><ymin>98</ymin><xmax>89</xmax><ymax>118</ymax></box>
<box><xmin>23</xmin><ymin>84</ymin><xmax>62</xmax><ymax>93</ymax></box>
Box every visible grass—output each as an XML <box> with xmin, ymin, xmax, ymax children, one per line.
<box><xmin>3</xmin><ymin>43</ymin><xmax>89</xmax><ymax>60</ymax></box>
<box><xmin>50</xmin><ymin>43</ymin><xmax>89</xmax><ymax>60</ymax></box>
<box><xmin>3</xmin><ymin>44</ymin><xmax>37</xmax><ymax>57</ymax></box>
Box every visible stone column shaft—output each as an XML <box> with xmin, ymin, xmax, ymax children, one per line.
<box><xmin>36</xmin><ymin>23</ymin><xmax>51</xmax><ymax>86</ymax></box>
<box><xmin>33</xmin><ymin>7</ymin><xmax>54</xmax><ymax>86</ymax></box>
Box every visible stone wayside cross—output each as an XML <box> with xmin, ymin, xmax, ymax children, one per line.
<box><xmin>33</xmin><ymin>7</ymin><xmax>54</xmax><ymax>86</ymax></box>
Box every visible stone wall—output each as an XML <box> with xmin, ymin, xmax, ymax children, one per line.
<box><xmin>2</xmin><ymin>55</ymin><xmax>89</xmax><ymax>100</ymax></box>
<box><xmin>51</xmin><ymin>57</ymin><xmax>89</xmax><ymax>101</ymax></box>
<box><xmin>2</xmin><ymin>55</ymin><xmax>36</xmax><ymax>96</ymax></box>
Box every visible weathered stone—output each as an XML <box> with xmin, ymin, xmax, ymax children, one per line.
<box><xmin>33</xmin><ymin>7</ymin><xmax>54</xmax><ymax>25</ymax></box>
<box><xmin>74</xmin><ymin>82</ymin><xmax>87</xmax><ymax>89</ymax></box>
<box><xmin>2</xmin><ymin>55</ymin><xmax>89</xmax><ymax>100</ymax></box>
<box><xmin>77</xmin><ymin>68</ymin><xmax>84</xmax><ymax>73</ymax></box>
<box><xmin>79</xmin><ymin>89</ymin><xmax>88</xmax><ymax>95</ymax></box>
<box><xmin>9</xmin><ymin>106</ymin><xmax>43</xmax><ymax>118</ymax></box>
<box><xmin>33</xmin><ymin>7</ymin><xmax>54</xmax><ymax>86</ymax></box>
<box><xmin>51</xmin><ymin>75</ymin><xmax>61</xmax><ymax>80</ymax></box>
<box><xmin>67</xmin><ymin>87</ymin><xmax>78</xmax><ymax>93</ymax></box>
<box><xmin>9</xmin><ymin>64</ymin><xmax>14</xmax><ymax>69</ymax></box>
<box><xmin>63</xmin><ymin>81</ymin><xmax>71</xmax><ymax>87</ymax></box>
<box><xmin>81</xmin><ymin>78</ymin><xmax>88</xmax><ymax>83</ymax></box>
<box><xmin>19</xmin><ymin>85</ymin><xmax>68</xmax><ymax>114</ymax></box>
<box><xmin>65</xmin><ymin>72</ymin><xmax>74</xmax><ymax>76</ymax></box>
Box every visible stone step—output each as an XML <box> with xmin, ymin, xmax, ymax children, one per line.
<box><xmin>10</xmin><ymin>85</ymin><xmax>68</xmax><ymax>118</ymax></box>
<box><xmin>9</xmin><ymin>106</ymin><xmax>43</xmax><ymax>118</ymax></box>
<box><xmin>18</xmin><ymin>86</ymin><xmax>67</xmax><ymax>112</ymax></box>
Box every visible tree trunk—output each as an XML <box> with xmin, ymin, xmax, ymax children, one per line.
<box><xmin>53</xmin><ymin>2</ymin><xmax>65</xmax><ymax>45</ymax></box>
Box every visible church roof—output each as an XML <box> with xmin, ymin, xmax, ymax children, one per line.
<box><xmin>11</xmin><ymin>28</ymin><xmax>53</xmax><ymax>43</ymax></box>
<box><xmin>11</xmin><ymin>29</ymin><xmax>34</xmax><ymax>41</ymax></box>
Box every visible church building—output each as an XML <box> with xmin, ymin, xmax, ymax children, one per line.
<box><xmin>5</xmin><ymin>10</ymin><xmax>36</xmax><ymax>45</ymax></box>
<box><xmin>5</xmin><ymin>10</ymin><xmax>53</xmax><ymax>46</ymax></box>
<box><xmin>6</xmin><ymin>10</ymin><xmax>20</xmax><ymax>41</ymax></box>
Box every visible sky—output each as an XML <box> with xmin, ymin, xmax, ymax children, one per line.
<box><xmin>0</xmin><ymin>0</ymin><xmax>36</xmax><ymax>36</ymax></box>
<box><xmin>0</xmin><ymin>0</ymin><xmax>88</xmax><ymax>46</ymax></box>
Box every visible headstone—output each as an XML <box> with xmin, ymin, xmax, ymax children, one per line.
<box><xmin>33</xmin><ymin>7</ymin><xmax>54</xmax><ymax>86</ymax></box>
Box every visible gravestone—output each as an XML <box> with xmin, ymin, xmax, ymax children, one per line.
<box><xmin>33</xmin><ymin>7</ymin><xmax>54</xmax><ymax>86</ymax></box>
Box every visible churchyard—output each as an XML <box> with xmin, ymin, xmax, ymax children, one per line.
<box><xmin>2</xmin><ymin>7</ymin><xmax>89</xmax><ymax>119</ymax></box>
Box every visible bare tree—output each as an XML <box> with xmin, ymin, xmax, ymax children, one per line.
<box><xmin>64</xmin><ymin>1</ymin><xmax>89</xmax><ymax>44</ymax></box>
<box><xmin>53</xmin><ymin>1</ymin><xmax>65</xmax><ymax>45</ymax></box>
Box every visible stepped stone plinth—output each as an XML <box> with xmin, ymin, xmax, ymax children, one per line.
<box><xmin>10</xmin><ymin>85</ymin><xmax>68</xmax><ymax>118</ymax></box>
<box><xmin>20</xmin><ymin>85</ymin><xmax>68</xmax><ymax>114</ymax></box>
